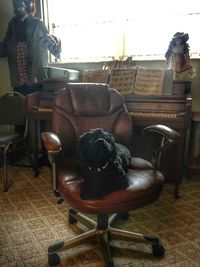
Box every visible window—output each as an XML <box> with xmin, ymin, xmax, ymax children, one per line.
<box><xmin>42</xmin><ymin>0</ymin><xmax>200</xmax><ymax>62</ymax></box>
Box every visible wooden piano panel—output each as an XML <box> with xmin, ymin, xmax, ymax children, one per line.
<box><xmin>125</xmin><ymin>94</ymin><xmax>191</xmax><ymax>128</ymax></box>
<box><xmin>126</xmin><ymin>99</ymin><xmax>185</xmax><ymax>113</ymax></box>
<box><xmin>124</xmin><ymin>87</ymin><xmax>192</xmax><ymax>198</ymax></box>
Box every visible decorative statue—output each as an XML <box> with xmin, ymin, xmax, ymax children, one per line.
<box><xmin>0</xmin><ymin>0</ymin><xmax>61</xmax><ymax>95</ymax></box>
<box><xmin>165</xmin><ymin>32</ymin><xmax>194</xmax><ymax>80</ymax></box>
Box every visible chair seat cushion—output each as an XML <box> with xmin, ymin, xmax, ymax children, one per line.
<box><xmin>57</xmin><ymin>156</ymin><xmax>155</xmax><ymax>183</ymax></box>
<box><xmin>130</xmin><ymin>157</ymin><xmax>155</xmax><ymax>170</ymax></box>
<box><xmin>0</xmin><ymin>133</ymin><xmax>21</xmax><ymax>146</ymax></box>
<box><xmin>58</xmin><ymin>158</ymin><xmax>164</xmax><ymax>215</ymax></box>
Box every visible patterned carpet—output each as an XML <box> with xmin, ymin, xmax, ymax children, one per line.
<box><xmin>1</xmin><ymin>166</ymin><xmax>200</xmax><ymax>267</ymax></box>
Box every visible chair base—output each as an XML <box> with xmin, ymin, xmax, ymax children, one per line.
<box><xmin>47</xmin><ymin>208</ymin><xmax>165</xmax><ymax>267</ymax></box>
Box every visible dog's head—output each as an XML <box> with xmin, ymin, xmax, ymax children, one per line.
<box><xmin>78</xmin><ymin>128</ymin><xmax>117</xmax><ymax>172</ymax></box>
<box><xmin>78</xmin><ymin>128</ymin><xmax>130</xmax><ymax>199</ymax></box>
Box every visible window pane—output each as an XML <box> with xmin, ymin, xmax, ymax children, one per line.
<box><xmin>46</xmin><ymin>0</ymin><xmax>200</xmax><ymax>62</ymax></box>
<box><xmin>125</xmin><ymin>13</ymin><xmax>200</xmax><ymax>59</ymax></box>
<box><xmin>53</xmin><ymin>21</ymin><xmax>122</xmax><ymax>62</ymax></box>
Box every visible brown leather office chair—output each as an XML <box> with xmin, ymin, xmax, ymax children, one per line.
<box><xmin>41</xmin><ymin>83</ymin><xmax>179</xmax><ymax>267</ymax></box>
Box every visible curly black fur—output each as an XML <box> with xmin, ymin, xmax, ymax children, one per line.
<box><xmin>78</xmin><ymin>128</ymin><xmax>131</xmax><ymax>199</ymax></box>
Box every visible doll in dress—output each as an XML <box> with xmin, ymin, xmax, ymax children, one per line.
<box><xmin>165</xmin><ymin>32</ymin><xmax>194</xmax><ymax>80</ymax></box>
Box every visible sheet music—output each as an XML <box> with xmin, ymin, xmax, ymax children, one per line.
<box><xmin>133</xmin><ymin>68</ymin><xmax>165</xmax><ymax>96</ymax></box>
<box><xmin>82</xmin><ymin>69</ymin><xmax>110</xmax><ymax>83</ymax></box>
<box><xmin>109</xmin><ymin>68</ymin><xmax>137</xmax><ymax>94</ymax></box>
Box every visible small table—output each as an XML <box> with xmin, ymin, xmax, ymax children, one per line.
<box><xmin>25</xmin><ymin>78</ymin><xmax>70</xmax><ymax>176</ymax></box>
<box><xmin>27</xmin><ymin>107</ymin><xmax>52</xmax><ymax>176</ymax></box>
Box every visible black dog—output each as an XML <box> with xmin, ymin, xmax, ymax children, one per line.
<box><xmin>78</xmin><ymin>128</ymin><xmax>131</xmax><ymax>199</ymax></box>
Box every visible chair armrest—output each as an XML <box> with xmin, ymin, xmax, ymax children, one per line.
<box><xmin>142</xmin><ymin>124</ymin><xmax>180</xmax><ymax>169</ymax></box>
<box><xmin>41</xmin><ymin>132</ymin><xmax>61</xmax><ymax>164</ymax></box>
<box><xmin>142</xmin><ymin>124</ymin><xmax>180</xmax><ymax>141</ymax></box>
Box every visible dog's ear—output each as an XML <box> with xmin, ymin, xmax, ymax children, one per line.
<box><xmin>78</xmin><ymin>132</ymin><xmax>91</xmax><ymax>162</ymax></box>
<box><xmin>78</xmin><ymin>131</ymin><xmax>92</xmax><ymax>151</ymax></box>
<box><xmin>105</xmin><ymin>132</ymin><xmax>115</xmax><ymax>142</ymax></box>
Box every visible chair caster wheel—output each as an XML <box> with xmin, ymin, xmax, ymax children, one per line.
<box><xmin>48</xmin><ymin>253</ymin><xmax>60</xmax><ymax>266</ymax></box>
<box><xmin>57</xmin><ymin>198</ymin><xmax>64</xmax><ymax>204</ymax></box>
<box><xmin>69</xmin><ymin>209</ymin><xmax>77</xmax><ymax>224</ymax></box>
<box><xmin>152</xmin><ymin>244</ymin><xmax>165</xmax><ymax>257</ymax></box>
<box><xmin>54</xmin><ymin>190</ymin><xmax>61</xmax><ymax>197</ymax></box>
<box><xmin>107</xmin><ymin>260</ymin><xmax>114</xmax><ymax>267</ymax></box>
<box><xmin>34</xmin><ymin>171</ymin><xmax>39</xmax><ymax>177</ymax></box>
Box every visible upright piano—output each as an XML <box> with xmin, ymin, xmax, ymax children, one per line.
<box><xmin>125</xmin><ymin>80</ymin><xmax>192</xmax><ymax>198</ymax></box>
<box><xmin>27</xmin><ymin>78</ymin><xmax>192</xmax><ymax>198</ymax></box>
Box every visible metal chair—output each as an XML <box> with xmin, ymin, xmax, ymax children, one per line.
<box><xmin>0</xmin><ymin>92</ymin><xmax>32</xmax><ymax>191</ymax></box>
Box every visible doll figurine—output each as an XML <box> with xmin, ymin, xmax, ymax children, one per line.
<box><xmin>165</xmin><ymin>32</ymin><xmax>194</xmax><ymax>80</ymax></box>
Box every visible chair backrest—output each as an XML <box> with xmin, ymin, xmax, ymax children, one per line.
<box><xmin>52</xmin><ymin>83</ymin><xmax>133</xmax><ymax>155</ymax></box>
<box><xmin>0</xmin><ymin>92</ymin><xmax>26</xmax><ymax>125</ymax></box>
